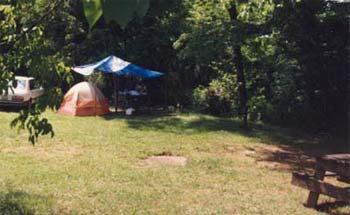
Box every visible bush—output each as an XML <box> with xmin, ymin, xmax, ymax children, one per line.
<box><xmin>193</xmin><ymin>73</ymin><xmax>238</xmax><ymax>117</ymax></box>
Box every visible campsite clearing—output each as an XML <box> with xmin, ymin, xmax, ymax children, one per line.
<box><xmin>0</xmin><ymin>111</ymin><xmax>348</xmax><ymax>214</ymax></box>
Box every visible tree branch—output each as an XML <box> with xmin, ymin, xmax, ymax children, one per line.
<box><xmin>0</xmin><ymin>0</ymin><xmax>65</xmax><ymax>47</ymax></box>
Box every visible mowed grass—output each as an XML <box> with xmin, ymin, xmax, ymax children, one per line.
<box><xmin>0</xmin><ymin>110</ymin><xmax>348</xmax><ymax>214</ymax></box>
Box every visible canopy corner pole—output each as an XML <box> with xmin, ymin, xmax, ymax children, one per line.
<box><xmin>113</xmin><ymin>74</ymin><xmax>118</xmax><ymax>112</ymax></box>
<box><xmin>94</xmin><ymin>89</ymin><xmax>97</xmax><ymax>116</ymax></box>
<box><xmin>93</xmin><ymin>75</ymin><xmax>97</xmax><ymax>116</ymax></box>
<box><xmin>164</xmin><ymin>77</ymin><xmax>167</xmax><ymax>107</ymax></box>
<box><xmin>116</xmin><ymin>75</ymin><xmax>119</xmax><ymax>112</ymax></box>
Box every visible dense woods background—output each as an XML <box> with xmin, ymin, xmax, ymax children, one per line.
<box><xmin>0</xmin><ymin>0</ymin><xmax>349</xmax><ymax>142</ymax></box>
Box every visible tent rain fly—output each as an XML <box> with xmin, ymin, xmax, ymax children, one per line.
<box><xmin>72</xmin><ymin>55</ymin><xmax>164</xmax><ymax>79</ymax></box>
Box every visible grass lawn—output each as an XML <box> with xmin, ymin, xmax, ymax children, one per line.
<box><xmin>0</xmin><ymin>110</ymin><xmax>348</xmax><ymax>214</ymax></box>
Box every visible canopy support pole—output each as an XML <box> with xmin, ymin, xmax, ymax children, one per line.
<box><xmin>90</xmin><ymin>75</ymin><xmax>97</xmax><ymax>116</ymax></box>
<box><xmin>113</xmin><ymin>75</ymin><xmax>118</xmax><ymax>112</ymax></box>
<box><xmin>164</xmin><ymin>78</ymin><xmax>167</xmax><ymax>107</ymax></box>
<box><xmin>93</xmin><ymin>81</ymin><xmax>97</xmax><ymax>116</ymax></box>
<box><xmin>116</xmin><ymin>75</ymin><xmax>119</xmax><ymax>111</ymax></box>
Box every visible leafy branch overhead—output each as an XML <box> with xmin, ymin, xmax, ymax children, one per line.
<box><xmin>83</xmin><ymin>0</ymin><xmax>150</xmax><ymax>29</ymax></box>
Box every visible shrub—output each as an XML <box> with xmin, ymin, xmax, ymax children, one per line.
<box><xmin>193</xmin><ymin>73</ymin><xmax>238</xmax><ymax>117</ymax></box>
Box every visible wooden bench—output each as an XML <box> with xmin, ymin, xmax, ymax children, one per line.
<box><xmin>291</xmin><ymin>154</ymin><xmax>350</xmax><ymax>208</ymax></box>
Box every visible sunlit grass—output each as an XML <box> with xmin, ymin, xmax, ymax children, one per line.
<box><xmin>0</xmin><ymin>110</ymin><xmax>348</xmax><ymax>214</ymax></box>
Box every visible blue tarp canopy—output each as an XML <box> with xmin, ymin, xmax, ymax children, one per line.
<box><xmin>72</xmin><ymin>55</ymin><xmax>164</xmax><ymax>79</ymax></box>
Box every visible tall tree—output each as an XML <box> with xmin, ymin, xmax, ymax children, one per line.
<box><xmin>227</xmin><ymin>1</ymin><xmax>248</xmax><ymax>126</ymax></box>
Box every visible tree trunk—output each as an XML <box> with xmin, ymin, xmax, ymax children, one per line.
<box><xmin>265</xmin><ymin>68</ymin><xmax>273</xmax><ymax>100</ymax></box>
<box><xmin>228</xmin><ymin>2</ymin><xmax>248</xmax><ymax>126</ymax></box>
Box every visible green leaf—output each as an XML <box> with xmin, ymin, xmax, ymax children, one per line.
<box><xmin>102</xmin><ymin>0</ymin><xmax>149</xmax><ymax>29</ymax></box>
<box><xmin>135</xmin><ymin>0</ymin><xmax>150</xmax><ymax>18</ymax></box>
<box><xmin>83</xmin><ymin>0</ymin><xmax>103</xmax><ymax>29</ymax></box>
<box><xmin>0</xmin><ymin>5</ymin><xmax>11</xmax><ymax>11</ymax></box>
<box><xmin>102</xmin><ymin>0</ymin><xmax>134</xmax><ymax>28</ymax></box>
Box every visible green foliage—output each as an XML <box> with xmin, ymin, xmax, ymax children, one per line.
<box><xmin>193</xmin><ymin>73</ymin><xmax>237</xmax><ymax>117</ymax></box>
<box><xmin>102</xmin><ymin>0</ymin><xmax>149</xmax><ymax>28</ymax></box>
<box><xmin>179</xmin><ymin>0</ymin><xmax>348</xmax><ymax>137</ymax></box>
<box><xmin>83</xmin><ymin>0</ymin><xmax>103</xmax><ymax>29</ymax></box>
<box><xmin>10</xmin><ymin>107</ymin><xmax>54</xmax><ymax>144</ymax></box>
<box><xmin>266</xmin><ymin>0</ymin><xmax>349</xmax><ymax>134</ymax></box>
<box><xmin>82</xmin><ymin>0</ymin><xmax>150</xmax><ymax>29</ymax></box>
<box><xmin>174</xmin><ymin>0</ymin><xmax>231</xmax><ymax>85</ymax></box>
<box><xmin>0</xmin><ymin>1</ymin><xmax>74</xmax><ymax>144</ymax></box>
<box><xmin>0</xmin><ymin>4</ymin><xmax>16</xmax><ymax>95</ymax></box>
<box><xmin>86</xmin><ymin>72</ymin><xmax>105</xmax><ymax>88</ymax></box>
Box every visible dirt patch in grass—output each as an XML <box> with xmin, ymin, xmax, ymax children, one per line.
<box><xmin>244</xmin><ymin>145</ymin><xmax>316</xmax><ymax>173</ymax></box>
<box><xmin>257</xmin><ymin>160</ymin><xmax>292</xmax><ymax>170</ymax></box>
<box><xmin>243</xmin><ymin>148</ymin><xmax>257</xmax><ymax>157</ymax></box>
<box><xmin>225</xmin><ymin>145</ymin><xmax>238</xmax><ymax>153</ymax></box>
<box><xmin>139</xmin><ymin>155</ymin><xmax>187</xmax><ymax>167</ymax></box>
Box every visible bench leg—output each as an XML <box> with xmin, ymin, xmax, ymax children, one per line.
<box><xmin>306</xmin><ymin>165</ymin><xmax>325</xmax><ymax>208</ymax></box>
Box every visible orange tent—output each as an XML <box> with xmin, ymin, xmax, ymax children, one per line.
<box><xmin>58</xmin><ymin>82</ymin><xmax>110</xmax><ymax>116</ymax></box>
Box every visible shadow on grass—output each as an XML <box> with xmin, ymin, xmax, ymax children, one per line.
<box><xmin>0</xmin><ymin>189</ymin><xmax>55</xmax><ymax>215</ymax></box>
<box><xmin>115</xmin><ymin>113</ymin><xmax>350</xmax><ymax>213</ymax></box>
<box><xmin>0</xmin><ymin>106</ymin><xmax>23</xmax><ymax>113</ymax></box>
<box><xmin>104</xmin><ymin>113</ymin><xmax>349</xmax><ymax>174</ymax></box>
<box><xmin>316</xmin><ymin>201</ymin><xmax>350</xmax><ymax>215</ymax></box>
<box><xmin>251</xmin><ymin>139</ymin><xmax>350</xmax><ymax>174</ymax></box>
<box><xmin>106</xmin><ymin>113</ymin><xmax>314</xmax><ymax>147</ymax></box>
